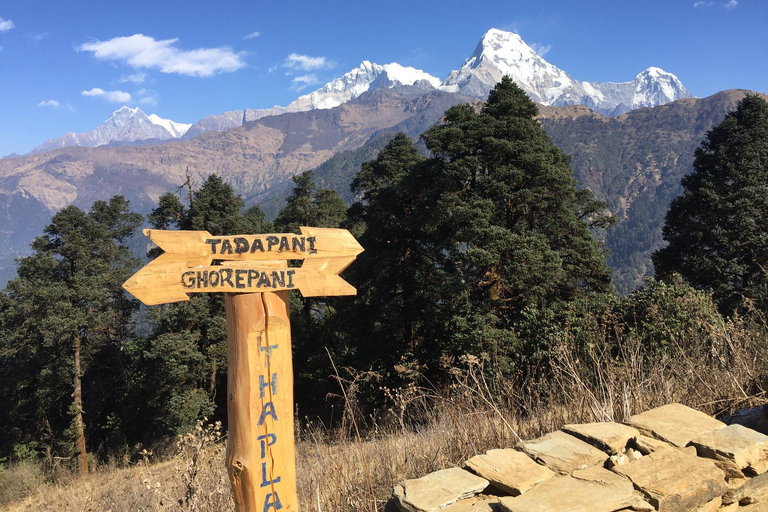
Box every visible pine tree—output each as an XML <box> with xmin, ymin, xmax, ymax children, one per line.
<box><xmin>273</xmin><ymin>170</ymin><xmax>346</xmax><ymax>232</ymax></box>
<box><xmin>653</xmin><ymin>94</ymin><xmax>768</xmax><ymax>314</ymax></box>
<box><xmin>133</xmin><ymin>175</ymin><xmax>270</xmax><ymax>438</ymax></box>
<box><xmin>345</xmin><ymin>78</ymin><xmax>613</xmax><ymax>379</ymax></box>
<box><xmin>272</xmin><ymin>170</ymin><xmax>348</xmax><ymax>412</ymax></box>
<box><xmin>0</xmin><ymin>197</ymin><xmax>142</xmax><ymax>470</ymax></box>
<box><xmin>342</xmin><ymin>133</ymin><xmax>438</xmax><ymax>378</ymax></box>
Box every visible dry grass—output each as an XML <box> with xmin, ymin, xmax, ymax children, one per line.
<box><xmin>3</xmin><ymin>300</ymin><xmax>768</xmax><ymax>512</ymax></box>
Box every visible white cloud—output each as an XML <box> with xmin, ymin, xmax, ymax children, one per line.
<box><xmin>282</xmin><ymin>53</ymin><xmax>334</xmax><ymax>72</ymax></box>
<box><xmin>724</xmin><ymin>0</ymin><xmax>737</xmax><ymax>8</ymax></box>
<box><xmin>38</xmin><ymin>100</ymin><xmax>60</xmax><ymax>108</ymax></box>
<box><xmin>118</xmin><ymin>72</ymin><xmax>147</xmax><ymax>84</ymax></box>
<box><xmin>0</xmin><ymin>17</ymin><xmax>14</xmax><ymax>32</ymax></box>
<box><xmin>243</xmin><ymin>31</ymin><xmax>260</xmax><ymax>40</ymax></box>
<box><xmin>27</xmin><ymin>32</ymin><xmax>48</xmax><ymax>42</ymax></box>
<box><xmin>81</xmin><ymin>87</ymin><xmax>132</xmax><ymax>103</ymax></box>
<box><xmin>136</xmin><ymin>88</ymin><xmax>159</xmax><ymax>105</ymax></box>
<box><xmin>291</xmin><ymin>74</ymin><xmax>319</xmax><ymax>91</ymax></box>
<box><xmin>78</xmin><ymin>34</ymin><xmax>246</xmax><ymax>78</ymax></box>
<box><xmin>530</xmin><ymin>42</ymin><xmax>553</xmax><ymax>57</ymax></box>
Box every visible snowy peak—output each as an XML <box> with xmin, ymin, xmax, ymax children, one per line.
<box><xmin>285</xmin><ymin>61</ymin><xmax>441</xmax><ymax>112</ymax></box>
<box><xmin>632</xmin><ymin>67</ymin><xmax>691</xmax><ymax>105</ymax></box>
<box><xmin>185</xmin><ymin>61</ymin><xmax>441</xmax><ymax>138</ymax></box>
<box><xmin>30</xmin><ymin>107</ymin><xmax>190</xmax><ymax>154</ymax></box>
<box><xmin>147</xmin><ymin>114</ymin><xmax>192</xmax><ymax>138</ymax></box>
<box><xmin>443</xmin><ymin>28</ymin><xmax>692</xmax><ymax>116</ymax></box>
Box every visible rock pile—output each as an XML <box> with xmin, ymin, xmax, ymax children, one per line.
<box><xmin>390</xmin><ymin>403</ymin><xmax>768</xmax><ymax>512</ymax></box>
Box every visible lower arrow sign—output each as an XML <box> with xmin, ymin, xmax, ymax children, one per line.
<box><xmin>123</xmin><ymin>257</ymin><xmax>357</xmax><ymax>305</ymax></box>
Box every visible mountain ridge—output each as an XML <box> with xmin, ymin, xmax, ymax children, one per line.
<box><xmin>30</xmin><ymin>107</ymin><xmax>191</xmax><ymax>155</ymax></box>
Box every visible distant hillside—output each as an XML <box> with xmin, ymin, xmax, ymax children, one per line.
<box><xmin>541</xmin><ymin>90</ymin><xmax>764</xmax><ymax>292</ymax></box>
<box><xmin>0</xmin><ymin>88</ymin><xmax>762</xmax><ymax>291</ymax></box>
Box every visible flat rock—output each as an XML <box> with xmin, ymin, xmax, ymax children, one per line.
<box><xmin>441</xmin><ymin>497</ymin><xmax>499</xmax><ymax>512</ymax></box>
<box><xmin>392</xmin><ymin>467</ymin><xmax>490</xmax><ymax>512</ymax></box>
<box><xmin>465</xmin><ymin>448</ymin><xmax>554</xmax><ymax>496</ymax></box>
<box><xmin>722</xmin><ymin>470</ymin><xmax>768</xmax><ymax>506</ymax></box>
<box><xmin>633</xmin><ymin>435</ymin><xmax>673</xmax><ymax>455</ymax></box>
<box><xmin>739</xmin><ymin>503</ymin><xmax>768</xmax><ymax>512</ymax></box>
<box><xmin>497</xmin><ymin>466</ymin><xmax>654</xmax><ymax>512</ymax></box>
<box><xmin>625</xmin><ymin>403</ymin><xmax>725</xmax><ymax>447</ymax></box>
<box><xmin>517</xmin><ymin>431</ymin><xmax>607</xmax><ymax>474</ymax></box>
<box><xmin>611</xmin><ymin>446</ymin><xmax>727</xmax><ymax>512</ymax></box>
<box><xmin>690</xmin><ymin>423</ymin><xmax>768</xmax><ymax>475</ymax></box>
<box><xmin>693</xmin><ymin>496</ymin><xmax>721</xmax><ymax>512</ymax></box>
<box><xmin>562</xmin><ymin>422</ymin><xmax>640</xmax><ymax>455</ymax></box>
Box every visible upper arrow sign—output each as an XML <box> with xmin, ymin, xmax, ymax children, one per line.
<box><xmin>123</xmin><ymin>227</ymin><xmax>363</xmax><ymax>306</ymax></box>
<box><xmin>145</xmin><ymin>226</ymin><xmax>362</xmax><ymax>264</ymax></box>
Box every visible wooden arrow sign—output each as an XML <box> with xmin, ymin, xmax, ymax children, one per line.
<box><xmin>123</xmin><ymin>227</ymin><xmax>363</xmax><ymax>305</ymax></box>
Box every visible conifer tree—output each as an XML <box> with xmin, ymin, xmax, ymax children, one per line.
<box><xmin>134</xmin><ymin>175</ymin><xmax>270</xmax><ymax>438</ymax></box>
<box><xmin>346</xmin><ymin>78</ymin><xmax>613</xmax><ymax>379</ymax></box>
<box><xmin>0</xmin><ymin>197</ymin><xmax>142</xmax><ymax>470</ymax></box>
<box><xmin>272</xmin><ymin>170</ymin><xmax>348</xmax><ymax>411</ymax></box>
<box><xmin>653</xmin><ymin>94</ymin><xmax>768</xmax><ymax>314</ymax></box>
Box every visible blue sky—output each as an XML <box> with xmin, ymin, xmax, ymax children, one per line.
<box><xmin>0</xmin><ymin>0</ymin><xmax>765</xmax><ymax>157</ymax></box>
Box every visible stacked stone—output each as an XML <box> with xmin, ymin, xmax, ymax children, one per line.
<box><xmin>389</xmin><ymin>403</ymin><xmax>768</xmax><ymax>512</ymax></box>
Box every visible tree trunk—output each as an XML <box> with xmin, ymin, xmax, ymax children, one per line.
<box><xmin>73</xmin><ymin>333</ymin><xmax>88</xmax><ymax>475</ymax></box>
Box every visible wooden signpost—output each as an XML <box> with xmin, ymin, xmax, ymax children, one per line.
<box><xmin>123</xmin><ymin>226</ymin><xmax>363</xmax><ymax>512</ymax></box>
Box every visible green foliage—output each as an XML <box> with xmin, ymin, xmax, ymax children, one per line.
<box><xmin>0</xmin><ymin>197</ymin><xmax>142</xmax><ymax>460</ymax></box>
<box><xmin>653</xmin><ymin>95</ymin><xmax>768</xmax><ymax>314</ymax></box>
<box><xmin>136</xmin><ymin>174</ymin><xmax>270</xmax><ymax>436</ymax></box>
<box><xmin>272</xmin><ymin>170</ymin><xmax>348</xmax><ymax>414</ymax></box>
<box><xmin>344</xmin><ymin>78</ymin><xmax>613</xmax><ymax>382</ymax></box>
<box><xmin>273</xmin><ymin>170</ymin><xmax>346</xmax><ymax>233</ymax></box>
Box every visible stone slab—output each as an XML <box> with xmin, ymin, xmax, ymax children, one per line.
<box><xmin>465</xmin><ymin>448</ymin><xmax>555</xmax><ymax>496</ymax></box>
<box><xmin>392</xmin><ymin>467</ymin><xmax>490</xmax><ymax>512</ymax></box>
<box><xmin>611</xmin><ymin>446</ymin><xmax>727</xmax><ymax>512</ymax></box>
<box><xmin>690</xmin><ymin>423</ymin><xmax>768</xmax><ymax>475</ymax></box>
<box><xmin>517</xmin><ymin>431</ymin><xmax>607</xmax><ymax>475</ymax></box>
<box><xmin>739</xmin><ymin>502</ymin><xmax>768</xmax><ymax>512</ymax></box>
<box><xmin>497</xmin><ymin>466</ymin><xmax>654</xmax><ymax>512</ymax></box>
<box><xmin>693</xmin><ymin>496</ymin><xmax>721</xmax><ymax>512</ymax></box>
<box><xmin>722</xmin><ymin>470</ymin><xmax>768</xmax><ymax>506</ymax></box>
<box><xmin>625</xmin><ymin>403</ymin><xmax>725</xmax><ymax>448</ymax></box>
<box><xmin>441</xmin><ymin>497</ymin><xmax>498</xmax><ymax>512</ymax></box>
<box><xmin>632</xmin><ymin>434</ymin><xmax>673</xmax><ymax>455</ymax></box>
<box><xmin>562</xmin><ymin>422</ymin><xmax>640</xmax><ymax>455</ymax></box>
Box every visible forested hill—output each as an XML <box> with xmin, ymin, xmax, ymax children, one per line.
<box><xmin>541</xmin><ymin>90</ymin><xmax>765</xmax><ymax>292</ymax></box>
<box><xmin>0</xmin><ymin>89</ymin><xmax>763</xmax><ymax>292</ymax></box>
<box><xmin>260</xmin><ymin>89</ymin><xmax>762</xmax><ymax>294</ymax></box>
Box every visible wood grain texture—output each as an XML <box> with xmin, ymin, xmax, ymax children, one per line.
<box><xmin>225</xmin><ymin>291</ymin><xmax>297</xmax><ymax>512</ymax></box>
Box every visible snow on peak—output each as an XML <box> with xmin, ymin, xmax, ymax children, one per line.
<box><xmin>148</xmin><ymin>114</ymin><xmax>192</xmax><ymax>138</ymax></box>
<box><xmin>29</xmin><ymin>106</ymin><xmax>190</xmax><ymax>154</ymax></box>
<box><xmin>381</xmin><ymin>63</ymin><xmax>441</xmax><ymax>88</ymax></box>
<box><xmin>442</xmin><ymin>28</ymin><xmax>693</xmax><ymax>115</ymax></box>
<box><xmin>442</xmin><ymin>28</ymin><xmax>571</xmax><ymax>102</ymax></box>
<box><xmin>284</xmin><ymin>60</ymin><xmax>439</xmax><ymax>112</ymax></box>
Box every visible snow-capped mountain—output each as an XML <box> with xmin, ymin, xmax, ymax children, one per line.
<box><xmin>184</xmin><ymin>62</ymin><xmax>441</xmax><ymax>138</ymax></box>
<box><xmin>30</xmin><ymin>107</ymin><xmax>191</xmax><ymax>154</ymax></box>
<box><xmin>28</xmin><ymin>29</ymin><xmax>693</xmax><ymax>151</ymax></box>
<box><xmin>442</xmin><ymin>28</ymin><xmax>692</xmax><ymax>115</ymax></box>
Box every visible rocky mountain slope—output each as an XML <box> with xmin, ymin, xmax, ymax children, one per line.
<box><xmin>184</xmin><ymin>29</ymin><xmax>692</xmax><ymax>138</ymax></box>
<box><xmin>30</xmin><ymin>107</ymin><xmax>191</xmax><ymax>154</ymax></box>
<box><xmin>184</xmin><ymin>62</ymin><xmax>442</xmax><ymax>138</ymax></box>
<box><xmin>0</xmin><ymin>87</ymin><xmax>759</xmax><ymax>291</ymax></box>
<box><xmin>443</xmin><ymin>29</ymin><xmax>692</xmax><ymax>115</ymax></box>
<box><xmin>19</xmin><ymin>29</ymin><xmax>691</xmax><ymax>154</ymax></box>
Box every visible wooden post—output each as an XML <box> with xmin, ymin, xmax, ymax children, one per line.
<box><xmin>225</xmin><ymin>291</ymin><xmax>297</xmax><ymax>512</ymax></box>
<box><xmin>122</xmin><ymin>227</ymin><xmax>363</xmax><ymax>512</ymax></box>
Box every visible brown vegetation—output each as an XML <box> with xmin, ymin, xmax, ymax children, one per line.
<box><xmin>2</xmin><ymin>288</ymin><xmax>767</xmax><ymax>512</ymax></box>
